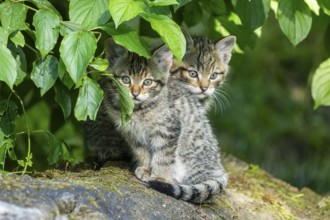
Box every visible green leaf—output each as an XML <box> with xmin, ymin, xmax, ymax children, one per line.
<box><xmin>27</xmin><ymin>0</ymin><xmax>61</xmax><ymax>17</ymax></box>
<box><xmin>89</xmin><ymin>58</ymin><xmax>109</xmax><ymax>72</ymax></box>
<box><xmin>143</xmin><ymin>13</ymin><xmax>185</xmax><ymax>61</ymax></box>
<box><xmin>45</xmin><ymin>131</ymin><xmax>62</xmax><ymax>165</ymax></box>
<box><xmin>61</xmin><ymin>142</ymin><xmax>75</xmax><ymax>163</ymax></box>
<box><xmin>33</xmin><ymin>9</ymin><xmax>60</xmax><ymax>58</ymax></box>
<box><xmin>6</xmin><ymin>139</ymin><xmax>17</xmax><ymax>161</ymax></box>
<box><xmin>109</xmin><ymin>0</ymin><xmax>146</xmax><ymax>27</ymax></box>
<box><xmin>183</xmin><ymin>1</ymin><xmax>203</xmax><ymax>27</ymax></box>
<box><xmin>60</xmin><ymin>31</ymin><xmax>96</xmax><ymax>83</ymax></box>
<box><xmin>54</xmin><ymin>83</ymin><xmax>72</xmax><ymax>119</ymax></box>
<box><xmin>0</xmin><ymin>1</ymin><xmax>27</xmax><ymax>34</ymax></box>
<box><xmin>173</xmin><ymin>0</ymin><xmax>191</xmax><ymax>11</ymax></box>
<box><xmin>60</xmin><ymin>31</ymin><xmax>97</xmax><ymax>83</ymax></box>
<box><xmin>74</xmin><ymin>77</ymin><xmax>103</xmax><ymax>121</ymax></box>
<box><xmin>0</xmin><ymin>44</ymin><xmax>17</xmax><ymax>90</ymax></box>
<box><xmin>0</xmin><ymin>27</ymin><xmax>8</xmax><ymax>45</ymax></box>
<box><xmin>147</xmin><ymin>0</ymin><xmax>178</xmax><ymax>7</ymax></box>
<box><xmin>304</xmin><ymin>0</ymin><xmax>320</xmax><ymax>15</ymax></box>
<box><xmin>201</xmin><ymin>0</ymin><xmax>226</xmax><ymax>16</ymax></box>
<box><xmin>318</xmin><ymin>0</ymin><xmax>330</xmax><ymax>16</ymax></box>
<box><xmin>9</xmin><ymin>31</ymin><xmax>25</xmax><ymax>47</ymax></box>
<box><xmin>69</xmin><ymin>0</ymin><xmax>110</xmax><ymax>30</ymax></box>
<box><xmin>235</xmin><ymin>0</ymin><xmax>270</xmax><ymax>30</ymax></box>
<box><xmin>312</xmin><ymin>58</ymin><xmax>330</xmax><ymax>109</ymax></box>
<box><xmin>59</xmin><ymin>22</ymin><xmax>83</xmax><ymax>36</ymax></box>
<box><xmin>100</xmin><ymin>22</ymin><xmax>150</xmax><ymax>58</ymax></box>
<box><xmin>0</xmin><ymin>100</ymin><xmax>18</xmax><ymax>137</ymax></box>
<box><xmin>277</xmin><ymin>0</ymin><xmax>312</xmax><ymax>46</ymax></box>
<box><xmin>111</xmin><ymin>76</ymin><xmax>134</xmax><ymax>126</ymax></box>
<box><xmin>31</xmin><ymin>55</ymin><xmax>59</xmax><ymax>96</ymax></box>
<box><xmin>7</xmin><ymin>43</ymin><xmax>27</xmax><ymax>86</ymax></box>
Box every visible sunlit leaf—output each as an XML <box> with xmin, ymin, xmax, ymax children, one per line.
<box><xmin>318</xmin><ymin>0</ymin><xmax>330</xmax><ymax>16</ymax></box>
<box><xmin>0</xmin><ymin>27</ymin><xmax>8</xmax><ymax>45</ymax></box>
<box><xmin>147</xmin><ymin>0</ymin><xmax>178</xmax><ymax>7</ymax></box>
<box><xmin>89</xmin><ymin>58</ymin><xmax>109</xmax><ymax>72</ymax></box>
<box><xmin>74</xmin><ymin>77</ymin><xmax>103</xmax><ymax>121</ymax></box>
<box><xmin>304</xmin><ymin>0</ymin><xmax>320</xmax><ymax>15</ymax></box>
<box><xmin>33</xmin><ymin>9</ymin><xmax>60</xmax><ymax>58</ymax></box>
<box><xmin>69</xmin><ymin>0</ymin><xmax>110</xmax><ymax>30</ymax></box>
<box><xmin>0</xmin><ymin>1</ymin><xmax>27</xmax><ymax>34</ymax></box>
<box><xmin>110</xmin><ymin>76</ymin><xmax>134</xmax><ymax>126</ymax></box>
<box><xmin>9</xmin><ymin>31</ymin><xmax>25</xmax><ymax>47</ymax></box>
<box><xmin>100</xmin><ymin>22</ymin><xmax>150</xmax><ymax>58</ymax></box>
<box><xmin>31</xmin><ymin>55</ymin><xmax>59</xmax><ymax>96</ymax></box>
<box><xmin>312</xmin><ymin>58</ymin><xmax>330</xmax><ymax>109</ymax></box>
<box><xmin>0</xmin><ymin>44</ymin><xmax>17</xmax><ymax>90</ymax></box>
<box><xmin>60</xmin><ymin>31</ymin><xmax>97</xmax><ymax>83</ymax></box>
<box><xmin>235</xmin><ymin>0</ymin><xmax>270</xmax><ymax>30</ymax></box>
<box><xmin>143</xmin><ymin>13</ymin><xmax>185</xmax><ymax>61</ymax></box>
<box><xmin>27</xmin><ymin>0</ymin><xmax>61</xmax><ymax>17</ymax></box>
<box><xmin>277</xmin><ymin>0</ymin><xmax>312</xmax><ymax>46</ymax></box>
<box><xmin>109</xmin><ymin>0</ymin><xmax>145</xmax><ymax>27</ymax></box>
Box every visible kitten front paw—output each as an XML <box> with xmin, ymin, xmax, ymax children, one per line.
<box><xmin>134</xmin><ymin>167</ymin><xmax>151</xmax><ymax>182</ymax></box>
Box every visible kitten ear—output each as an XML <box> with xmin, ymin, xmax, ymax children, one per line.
<box><xmin>215</xmin><ymin>36</ymin><xmax>236</xmax><ymax>64</ymax></box>
<box><xmin>181</xmin><ymin>27</ymin><xmax>194</xmax><ymax>52</ymax></box>
<box><xmin>152</xmin><ymin>45</ymin><xmax>173</xmax><ymax>73</ymax></box>
<box><xmin>105</xmin><ymin>38</ymin><xmax>128</xmax><ymax>67</ymax></box>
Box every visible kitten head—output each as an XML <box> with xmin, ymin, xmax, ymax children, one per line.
<box><xmin>171</xmin><ymin>33</ymin><xmax>236</xmax><ymax>99</ymax></box>
<box><xmin>105</xmin><ymin>39</ymin><xmax>173</xmax><ymax>107</ymax></box>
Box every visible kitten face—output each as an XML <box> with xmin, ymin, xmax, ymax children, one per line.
<box><xmin>113</xmin><ymin>69</ymin><xmax>158</xmax><ymax>104</ymax></box>
<box><xmin>171</xmin><ymin>36</ymin><xmax>235</xmax><ymax>99</ymax></box>
<box><xmin>106</xmin><ymin>39</ymin><xmax>173</xmax><ymax>106</ymax></box>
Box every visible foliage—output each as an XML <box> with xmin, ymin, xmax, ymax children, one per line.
<box><xmin>0</xmin><ymin>0</ymin><xmax>329</xmax><ymax>193</ymax></box>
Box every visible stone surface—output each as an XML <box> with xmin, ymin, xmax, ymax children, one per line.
<box><xmin>0</xmin><ymin>155</ymin><xmax>329</xmax><ymax>220</ymax></box>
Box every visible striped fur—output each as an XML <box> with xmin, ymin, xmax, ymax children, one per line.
<box><xmin>86</xmin><ymin>38</ymin><xmax>230</xmax><ymax>203</ymax></box>
<box><xmin>171</xmin><ymin>35</ymin><xmax>236</xmax><ymax>110</ymax></box>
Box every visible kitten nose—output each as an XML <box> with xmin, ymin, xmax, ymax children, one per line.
<box><xmin>200</xmin><ymin>87</ymin><xmax>208</xmax><ymax>92</ymax></box>
<box><xmin>132</xmin><ymin>92</ymin><xmax>139</xmax><ymax>98</ymax></box>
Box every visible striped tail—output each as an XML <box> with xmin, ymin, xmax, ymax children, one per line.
<box><xmin>148</xmin><ymin>178</ymin><xmax>226</xmax><ymax>203</ymax></box>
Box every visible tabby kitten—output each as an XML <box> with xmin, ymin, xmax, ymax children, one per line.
<box><xmin>101</xmin><ymin>39</ymin><xmax>179</xmax><ymax>183</ymax></box>
<box><xmin>97</xmin><ymin>39</ymin><xmax>230</xmax><ymax>203</ymax></box>
<box><xmin>171</xmin><ymin>34</ymin><xmax>236</xmax><ymax>110</ymax></box>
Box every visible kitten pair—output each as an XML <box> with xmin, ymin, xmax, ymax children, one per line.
<box><xmin>84</xmin><ymin>34</ymin><xmax>236</xmax><ymax>203</ymax></box>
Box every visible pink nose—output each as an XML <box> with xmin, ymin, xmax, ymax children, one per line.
<box><xmin>132</xmin><ymin>92</ymin><xmax>139</xmax><ymax>98</ymax></box>
<box><xmin>200</xmin><ymin>87</ymin><xmax>208</xmax><ymax>92</ymax></box>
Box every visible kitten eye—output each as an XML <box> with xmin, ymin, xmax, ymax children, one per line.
<box><xmin>143</xmin><ymin>79</ymin><xmax>153</xmax><ymax>86</ymax></box>
<box><xmin>188</xmin><ymin>70</ymin><xmax>198</xmax><ymax>78</ymax></box>
<box><xmin>121</xmin><ymin>76</ymin><xmax>131</xmax><ymax>84</ymax></box>
<box><xmin>210</xmin><ymin>72</ymin><xmax>219</xmax><ymax>80</ymax></box>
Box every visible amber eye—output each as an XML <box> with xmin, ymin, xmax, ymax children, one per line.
<box><xmin>188</xmin><ymin>70</ymin><xmax>198</xmax><ymax>78</ymax></box>
<box><xmin>210</xmin><ymin>72</ymin><xmax>219</xmax><ymax>80</ymax></box>
<box><xmin>143</xmin><ymin>79</ymin><xmax>153</xmax><ymax>86</ymax></box>
<box><xmin>121</xmin><ymin>76</ymin><xmax>131</xmax><ymax>84</ymax></box>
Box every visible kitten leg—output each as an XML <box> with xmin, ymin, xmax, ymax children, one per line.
<box><xmin>149</xmin><ymin>149</ymin><xmax>178</xmax><ymax>184</ymax></box>
<box><xmin>132</xmin><ymin>146</ymin><xmax>151</xmax><ymax>182</ymax></box>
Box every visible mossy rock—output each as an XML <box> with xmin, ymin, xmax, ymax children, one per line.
<box><xmin>0</xmin><ymin>155</ymin><xmax>329</xmax><ymax>219</ymax></box>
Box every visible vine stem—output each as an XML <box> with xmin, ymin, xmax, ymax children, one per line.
<box><xmin>12</xmin><ymin>91</ymin><xmax>31</xmax><ymax>175</ymax></box>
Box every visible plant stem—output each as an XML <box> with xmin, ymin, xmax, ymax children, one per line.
<box><xmin>12</xmin><ymin>91</ymin><xmax>31</xmax><ymax>175</ymax></box>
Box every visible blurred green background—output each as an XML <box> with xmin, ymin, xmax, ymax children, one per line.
<box><xmin>209</xmin><ymin>14</ymin><xmax>330</xmax><ymax>194</ymax></box>
<box><xmin>1</xmin><ymin>1</ymin><xmax>329</xmax><ymax>195</ymax></box>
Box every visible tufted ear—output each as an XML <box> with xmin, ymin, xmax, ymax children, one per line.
<box><xmin>215</xmin><ymin>35</ymin><xmax>236</xmax><ymax>64</ymax></box>
<box><xmin>105</xmin><ymin>38</ymin><xmax>128</xmax><ymax>67</ymax></box>
<box><xmin>152</xmin><ymin>44</ymin><xmax>173</xmax><ymax>73</ymax></box>
<box><xmin>181</xmin><ymin>27</ymin><xmax>194</xmax><ymax>53</ymax></box>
